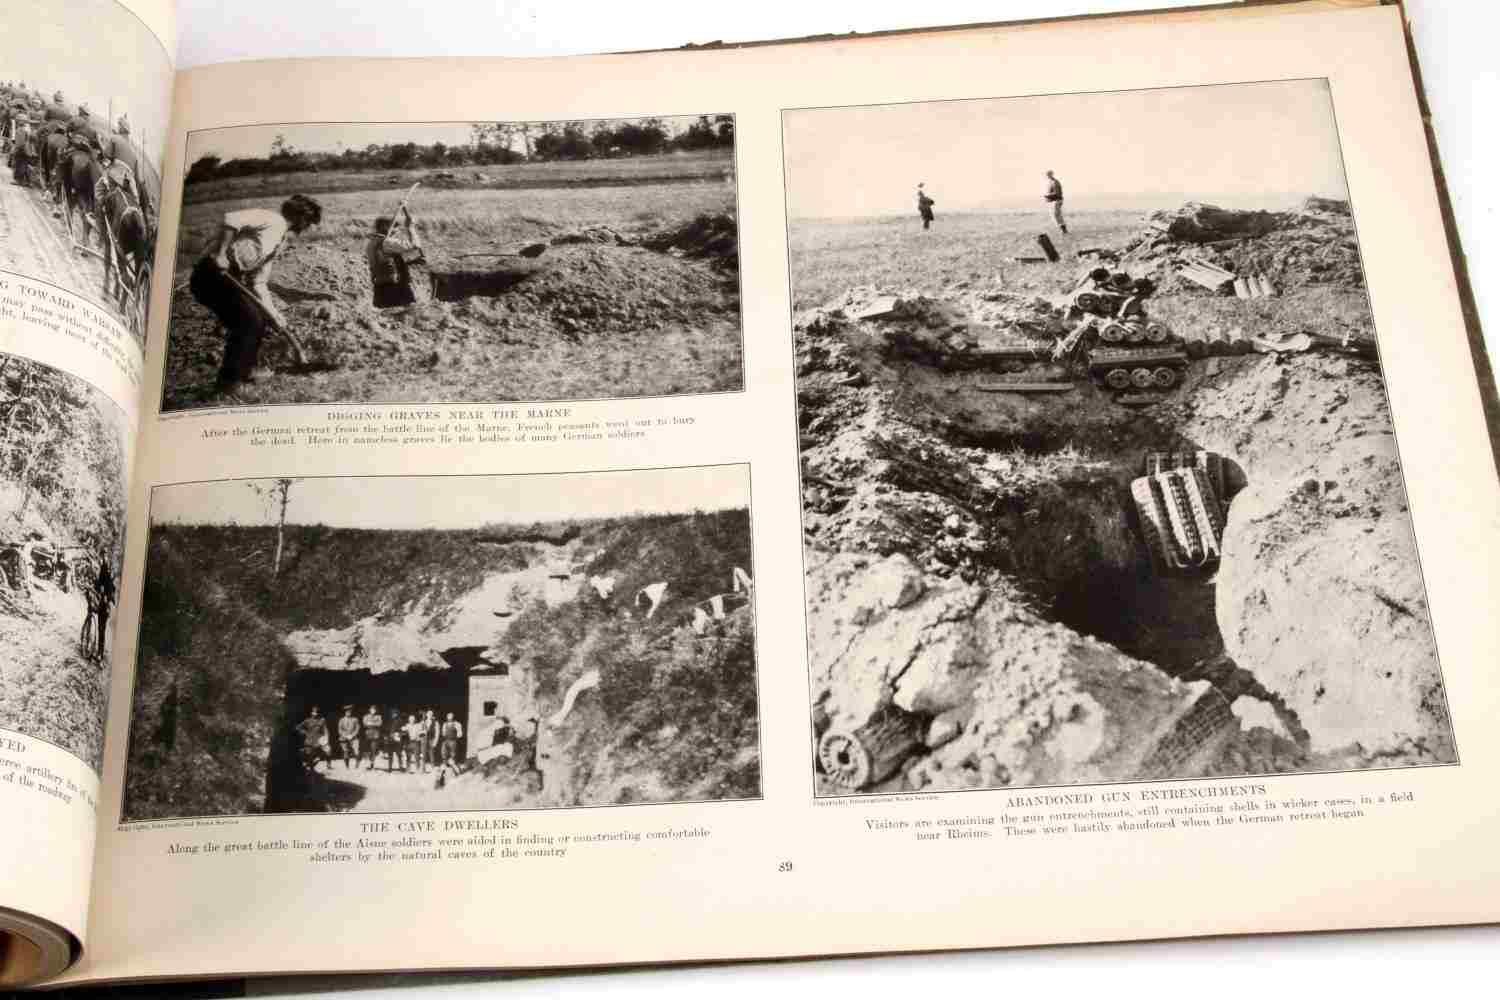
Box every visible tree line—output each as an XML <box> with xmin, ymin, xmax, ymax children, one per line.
<box><xmin>186</xmin><ymin>115</ymin><xmax>734</xmax><ymax>184</ymax></box>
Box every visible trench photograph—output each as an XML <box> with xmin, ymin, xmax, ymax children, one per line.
<box><xmin>0</xmin><ymin>352</ymin><xmax>128</xmax><ymax>772</ymax></box>
<box><xmin>159</xmin><ymin>116</ymin><xmax>742</xmax><ymax>411</ymax></box>
<box><xmin>121</xmin><ymin>465</ymin><xmax>759</xmax><ymax>820</ymax></box>
<box><xmin>785</xmin><ymin>79</ymin><xmax>1457</xmax><ymax>796</ymax></box>
<box><xmin>2</xmin><ymin>0</ymin><xmax>167</xmax><ymax>343</ymax></box>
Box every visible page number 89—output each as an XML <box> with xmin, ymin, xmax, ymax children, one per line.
<box><xmin>777</xmin><ymin>861</ymin><xmax>794</xmax><ymax>872</ymax></box>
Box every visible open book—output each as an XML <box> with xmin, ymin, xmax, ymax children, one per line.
<box><xmin>2</xmin><ymin>0</ymin><xmax>1497</xmax><ymax>988</ymax></box>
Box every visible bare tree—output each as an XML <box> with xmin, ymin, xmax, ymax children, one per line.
<box><xmin>249</xmin><ymin>478</ymin><xmax>296</xmax><ymax>579</ymax></box>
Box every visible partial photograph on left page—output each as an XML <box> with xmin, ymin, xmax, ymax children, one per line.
<box><xmin>2</xmin><ymin>0</ymin><xmax>165</xmax><ymax>345</ymax></box>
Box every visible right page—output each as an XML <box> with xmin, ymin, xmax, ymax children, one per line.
<box><xmin>73</xmin><ymin>0</ymin><xmax>1500</xmax><ymax>985</ymax></box>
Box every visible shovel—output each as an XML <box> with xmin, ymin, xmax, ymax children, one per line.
<box><xmin>218</xmin><ymin>269</ymin><xmax>312</xmax><ymax>367</ymax></box>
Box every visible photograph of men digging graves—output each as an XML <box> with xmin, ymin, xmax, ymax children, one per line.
<box><xmin>784</xmin><ymin>79</ymin><xmax>1456</xmax><ymax>795</ymax></box>
<box><xmin>1</xmin><ymin>0</ymin><xmax>166</xmax><ymax>343</ymax></box>
<box><xmin>160</xmin><ymin>116</ymin><xmax>741</xmax><ymax>411</ymax></box>
<box><xmin>121</xmin><ymin>465</ymin><xmax>759</xmax><ymax>820</ymax></box>
<box><xmin>0</xmin><ymin>352</ymin><xmax>128</xmax><ymax>772</ymax></box>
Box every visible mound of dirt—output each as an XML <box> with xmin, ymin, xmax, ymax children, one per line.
<box><xmin>641</xmin><ymin>211</ymin><xmax>739</xmax><ymax>269</ymax></box>
<box><xmin>549</xmin><ymin>225</ymin><xmax>632</xmax><ymax>247</ymax></box>
<box><xmin>1144</xmin><ymin>202</ymin><xmax>1290</xmax><ymax>244</ymax></box>
<box><xmin>162</xmin><ymin>217</ymin><xmax>743</xmax><ymax>405</ymax></box>
<box><xmin>1301</xmin><ymin>196</ymin><xmax>1351</xmax><ymax>216</ymax></box>
<box><xmin>807</xmin><ymin>552</ymin><xmax>1296</xmax><ymax>792</ymax></box>
<box><xmin>1216</xmin><ymin>437</ymin><xmax>1452</xmax><ymax>768</ymax></box>
<box><xmin>1120</xmin><ymin>201</ymin><xmax>1366</xmax><ymax>295</ymax></box>
<box><xmin>1166</xmin><ymin>352</ymin><xmax>1452</xmax><ymax>766</ymax></box>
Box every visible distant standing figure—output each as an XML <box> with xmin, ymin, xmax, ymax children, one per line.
<box><xmin>189</xmin><ymin>194</ymin><xmax>323</xmax><ymax>392</ymax></box>
<box><xmin>366</xmin><ymin>206</ymin><xmax>425</xmax><ymax>309</ymax></box>
<box><xmin>916</xmin><ymin>183</ymin><xmax>935</xmax><ymax>230</ymax></box>
<box><xmin>440</xmin><ymin>713</ymin><xmax>464</xmax><ymax>767</ymax></box>
<box><xmin>1044</xmin><ymin>170</ymin><xmax>1067</xmax><ymax>234</ymax></box>
<box><xmin>361</xmin><ymin>705</ymin><xmax>383</xmax><ymax>769</ymax></box>
<box><xmin>336</xmin><ymin>706</ymin><xmax>360</xmax><ymax>767</ymax></box>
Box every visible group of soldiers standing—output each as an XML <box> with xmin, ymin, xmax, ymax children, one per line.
<box><xmin>294</xmin><ymin>704</ymin><xmax>472</xmax><ymax>776</ymax></box>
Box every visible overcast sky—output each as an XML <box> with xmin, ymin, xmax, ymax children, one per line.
<box><xmin>4</xmin><ymin>0</ymin><xmax>172</xmax><ymax>164</ymax></box>
<box><xmin>783</xmin><ymin>79</ymin><xmax>1350</xmax><ymax>218</ymax></box>
<box><xmin>150</xmin><ymin>466</ymin><xmax>750</xmax><ymax>530</ymax></box>
<box><xmin>184</xmin><ymin>115</ymin><xmax>711</xmax><ymax>165</ymax></box>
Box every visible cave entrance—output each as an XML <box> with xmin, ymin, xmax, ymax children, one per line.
<box><xmin>265</xmin><ymin>665</ymin><xmax>468</xmax><ymax>812</ymax></box>
<box><xmin>997</xmin><ymin>447</ymin><xmax>1244</xmax><ymax>683</ymax></box>
<box><xmin>1048</xmin><ymin>563</ymin><xmax>1224</xmax><ymax>679</ymax></box>
<box><xmin>283</xmin><ymin>665</ymin><xmax>469</xmax><ymax>734</ymax></box>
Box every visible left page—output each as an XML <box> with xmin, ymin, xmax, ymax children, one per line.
<box><xmin>0</xmin><ymin>0</ymin><xmax>171</xmax><ymax>987</ymax></box>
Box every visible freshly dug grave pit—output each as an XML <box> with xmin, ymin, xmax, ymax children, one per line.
<box><xmin>160</xmin><ymin>214</ymin><xmax>743</xmax><ymax>409</ymax></box>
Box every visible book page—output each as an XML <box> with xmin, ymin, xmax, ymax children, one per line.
<box><xmin>71</xmin><ymin>0</ymin><xmax>1500</xmax><ymax>985</ymax></box>
<box><xmin>0</xmin><ymin>0</ymin><xmax>173</xmax><ymax>987</ymax></box>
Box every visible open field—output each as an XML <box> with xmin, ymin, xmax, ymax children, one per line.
<box><xmin>183</xmin><ymin>148</ymin><xmax>734</xmax><ymax>204</ymax></box>
<box><xmin>163</xmin><ymin>153</ymin><xmax>741</xmax><ymax>410</ymax></box>
<box><xmin>791</xmin><ymin>209</ymin><xmax>1139</xmax><ymax>311</ymax></box>
<box><xmin>789</xmin><ymin>207</ymin><xmax>1373</xmax><ymax>342</ymax></box>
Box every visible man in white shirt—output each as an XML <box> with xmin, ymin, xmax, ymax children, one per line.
<box><xmin>188</xmin><ymin>194</ymin><xmax>322</xmax><ymax>392</ymax></box>
<box><xmin>1044</xmin><ymin>170</ymin><xmax>1067</xmax><ymax>235</ymax></box>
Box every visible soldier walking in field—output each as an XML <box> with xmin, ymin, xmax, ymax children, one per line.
<box><xmin>916</xmin><ymin>182</ymin><xmax>935</xmax><ymax>230</ymax></box>
<box><xmin>189</xmin><ymin>194</ymin><xmax>323</xmax><ymax>392</ymax></box>
<box><xmin>1044</xmin><ymin>169</ymin><xmax>1067</xmax><ymax>235</ymax></box>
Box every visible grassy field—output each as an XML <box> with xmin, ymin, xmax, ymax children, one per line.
<box><xmin>788</xmin><ymin>206</ymin><xmax>1374</xmax><ymax>342</ymax></box>
<box><xmin>182</xmin><ymin>149</ymin><xmax>735</xmax><ymax>205</ymax></box>
<box><xmin>788</xmin><ymin>209</ymin><xmax>1142</xmax><ymax>311</ymax></box>
<box><xmin>174</xmin><ymin>168</ymin><xmax>737</xmax><ymax>275</ymax></box>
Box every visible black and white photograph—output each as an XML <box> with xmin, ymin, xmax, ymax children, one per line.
<box><xmin>159</xmin><ymin>117</ymin><xmax>741</xmax><ymax>411</ymax></box>
<box><xmin>121</xmin><ymin>465</ymin><xmax>759</xmax><ymax>820</ymax></box>
<box><xmin>0</xmin><ymin>352</ymin><xmax>128</xmax><ymax>772</ymax></box>
<box><xmin>2</xmin><ymin>0</ymin><xmax>166</xmax><ymax>342</ymax></box>
<box><xmin>786</xmin><ymin>80</ymin><xmax>1457</xmax><ymax>795</ymax></box>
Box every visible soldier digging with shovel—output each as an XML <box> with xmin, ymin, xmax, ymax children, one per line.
<box><xmin>189</xmin><ymin>194</ymin><xmax>323</xmax><ymax>394</ymax></box>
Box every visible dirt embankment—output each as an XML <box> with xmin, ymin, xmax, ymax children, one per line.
<box><xmin>162</xmin><ymin>211</ymin><xmax>741</xmax><ymax>409</ymax></box>
<box><xmin>799</xmin><ymin>201</ymin><xmax>1453</xmax><ymax>794</ymax></box>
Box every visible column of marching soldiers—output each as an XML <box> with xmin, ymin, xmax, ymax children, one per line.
<box><xmin>0</xmin><ymin>81</ymin><xmax>156</xmax><ymax>323</ymax></box>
